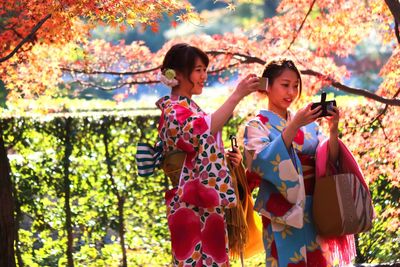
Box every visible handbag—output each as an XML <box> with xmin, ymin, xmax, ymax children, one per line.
<box><xmin>313</xmin><ymin>169</ymin><xmax>374</xmax><ymax>237</ymax></box>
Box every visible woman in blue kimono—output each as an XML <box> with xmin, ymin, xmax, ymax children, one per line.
<box><xmin>243</xmin><ymin>59</ymin><xmax>355</xmax><ymax>267</ymax></box>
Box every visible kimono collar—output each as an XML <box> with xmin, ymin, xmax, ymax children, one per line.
<box><xmin>258</xmin><ymin>109</ymin><xmax>293</xmax><ymax>131</ymax></box>
<box><xmin>155</xmin><ymin>95</ymin><xmax>202</xmax><ymax>112</ymax></box>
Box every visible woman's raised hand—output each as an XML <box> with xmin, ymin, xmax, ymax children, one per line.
<box><xmin>234</xmin><ymin>74</ymin><xmax>261</xmax><ymax>98</ymax></box>
<box><xmin>291</xmin><ymin>103</ymin><xmax>322</xmax><ymax>129</ymax></box>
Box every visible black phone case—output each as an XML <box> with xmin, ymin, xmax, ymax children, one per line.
<box><xmin>311</xmin><ymin>92</ymin><xmax>336</xmax><ymax>118</ymax></box>
<box><xmin>229</xmin><ymin>135</ymin><xmax>237</xmax><ymax>152</ymax></box>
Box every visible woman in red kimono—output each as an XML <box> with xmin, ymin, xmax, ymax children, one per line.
<box><xmin>156</xmin><ymin>43</ymin><xmax>260</xmax><ymax>266</ymax></box>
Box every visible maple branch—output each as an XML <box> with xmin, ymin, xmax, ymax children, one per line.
<box><xmin>72</xmin><ymin>80</ymin><xmax>158</xmax><ymax>91</ymax></box>
<box><xmin>301</xmin><ymin>69</ymin><xmax>400</xmax><ymax>106</ymax></box>
<box><xmin>384</xmin><ymin>0</ymin><xmax>400</xmax><ymax>44</ymax></box>
<box><xmin>208</xmin><ymin>63</ymin><xmax>240</xmax><ymax>75</ymax></box>
<box><xmin>64</xmin><ymin>51</ymin><xmax>400</xmax><ymax>106</ymax></box>
<box><xmin>0</xmin><ymin>14</ymin><xmax>51</xmax><ymax>63</ymax></box>
<box><xmin>205</xmin><ymin>51</ymin><xmax>265</xmax><ymax>65</ymax></box>
<box><xmin>369</xmin><ymin>87</ymin><xmax>400</xmax><ymax>125</ymax></box>
<box><xmin>385</xmin><ymin>0</ymin><xmax>400</xmax><ymax>23</ymax></box>
<box><xmin>60</xmin><ymin>66</ymin><xmax>160</xmax><ymax>76</ymax></box>
<box><xmin>206</xmin><ymin>52</ymin><xmax>400</xmax><ymax>106</ymax></box>
<box><xmin>286</xmin><ymin>0</ymin><xmax>317</xmax><ymax>51</ymax></box>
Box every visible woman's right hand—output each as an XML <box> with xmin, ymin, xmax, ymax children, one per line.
<box><xmin>290</xmin><ymin>103</ymin><xmax>322</xmax><ymax>129</ymax></box>
<box><xmin>234</xmin><ymin>74</ymin><xmax>261</xmax><ymax>98</ymax></box>
<box><xmin>282</xmin><ymin>103</ymin><xmax>321</xmax><ymax>149</ymax></box>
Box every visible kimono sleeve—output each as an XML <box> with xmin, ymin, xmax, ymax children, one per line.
<box><xmin>163</xmin><ymin>103</ymin><xmax>236</xmax><ymax>208</ymax></box>
<box><xmin>167</xmin><ymin>104</ymin><xmax>211</xmax><ymax>154</ymax></box>
<box><xmin>244</xmin><ymin>119</ymin><xmax>305</xmax><ymax>228</ymax></box>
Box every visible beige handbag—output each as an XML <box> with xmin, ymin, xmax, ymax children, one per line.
<box><xmin>313</xmin><ymin>172</ymin><xmax>374</xmax><ymax>237</ymax></box>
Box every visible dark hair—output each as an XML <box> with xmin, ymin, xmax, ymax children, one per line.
<box><xmin>261</xmin><ymin>58</ymin><xmax>302</xmax><ymax>97</ymax></box>
<box><xmin>161</xmin><ymin>43</ymin><xmax>209</xmax><ymax>82</ymax></box>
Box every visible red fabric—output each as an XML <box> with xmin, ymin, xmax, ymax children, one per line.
<box><xmin>165</xmin><ymin>188</ymin><xmax>178</xmax><ymax>206</ymax></box>
<box><xmin>287</xmin><ymin>261</ymin><xmax>306</xmax><ymax>267</ymax></box>
<box><xmin>192</xmin><ymin>117</ymin><xmax>208</xmax><ymax>135</ymax></box>
<box><xmin>320</xmin><ymin>235</ymin><xmax>356</xmax><ymax>266</ymax></box>
<box><xmin>262</xmin><ymin>216</ymin><xmax>271</xmax><ymax>228</ymax></box>
<box><xmin>168</xmin><ymin>208</ymin><xmax>201</xmax><ymax>260</ymax></box>
<box><xmin>245</xmin><ymin>170</ymin><xmax>262</xmax><ymax>192</ymax></box>
<box><xmin>176</xmin><ymin>138</ymin><xmax>196</xmax><ymax>168</ymax></box>
<box><xmin>257</xmin><ymin>114</ymin><xmax>269</xmax><ymax>124</ymax></box>
<box><xmin>298</xmin><ymin>153</ymin><xmax>316</xmax><ymax>195</ymax></box>
<box><xmin>176</xmin><ymin>138</ymin><xmax>195</xmax><ymax>153</ymax></box>
<box><xmin>293</xmin><ymin>129</ymin><xmax>305</xmax><ymax>145</ymax></box>
<box><xmin>265</xmin><ymin>193</ymin><xmax>293</xmax><ymax>217</ymax></box>
<box><xmin>306</xmin><ymin>249</ymin><xmax>328</xmax><ymax>267</ymax></box>
<box><xmin>180</xmin><ymin>179</ymin><xmax>219</xmax><ymax>208</ymax></box>
<box><xmin>202</xmin><ymin>213</ymin><xmax>228</xmax><ymax>263</ymax></box>
<box><xmin>173</xmin><ymin>104</ymin><xmax>193</xmax><ymax>125</ymax></box>
<box><xmin>271</xmin><ymin>240</ymin><xmax>278</xmax><ymax>259</ymax></box>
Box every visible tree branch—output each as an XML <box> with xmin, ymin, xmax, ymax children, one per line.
<box><xmin>208</xmin><ymin>62</ymin><xmax>240</xmax><ymax>75</ymax></box>
<box><xmin>384</xmin><ymin>0</ymin><xmax>400</xmax><ymax>44</ymax></box>
<box><xmin>286</xmin><ymin>0</ymin><xmax>317</xmax><ymax>51</ymax></box>
<box><xmin>60</xmin><ymin>66</ymin><xmax>160</xmax><ymax>76</ymax></box>
<box><xmin>0</xmin><ymin>14</ymin><xmax>51</xmax><ymax>63</ymax></box>
<box><xmin>64</xmin><ymin>51</ymin><xmax>400</xmax><ymax>106</ymax></box>
<box><xmin>301</xmin><ymin>69</ymin><xmax>400</xmax><ymax>106</ymax></box>
<box><xmin>73</xmin><ymin>80</ymin><xmax>159</xmax><ymax>91</ymax></box>
<box><xmin>395</xmin><ymin>20</ymin><xmax>400</xmax><ymax>44</ymax></box>
<box><xmin>385</xmin><ymin>0</ymin><xmax>400</xmax><ymax>22</ymax></box>
<box><xmin>369</xmin><ymin>87</ymin><xmax>400</xmax><ymax>125</ymax></box>
<box><xmin>205</xmin><ymin>50</ymin><xmax>266</xmax><ymax>65</ymax></box>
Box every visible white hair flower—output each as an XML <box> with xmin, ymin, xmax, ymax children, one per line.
<box><xmin>157</xmin><ymin>69</ymin><xmax>179</xmax><ymax>88</ymax></box>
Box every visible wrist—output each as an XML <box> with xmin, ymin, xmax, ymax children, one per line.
<box><xmin>330</xmin><ymin>129</ymin><xmax>339</xmax><ymax>137</ymax></box>
<box><xmin>287</xmin><ymin>120</ymin><xmax>300</xmax><ymax>132</ymax></box>
<box><xmin>230</xmin><ymin>91</ymin><xmax>243</xmax><ymax>104</ymax></box>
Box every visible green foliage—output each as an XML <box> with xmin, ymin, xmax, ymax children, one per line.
<box><xmin>1</xmin><ymin>110</ymin><xmax>398</xmax><ymax>266</ymax></box>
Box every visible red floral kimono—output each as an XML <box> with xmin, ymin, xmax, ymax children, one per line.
<box><xmin>156</xmin><ymin>95</ymin><xmax>237</xmax><ymax>267</ymax></box>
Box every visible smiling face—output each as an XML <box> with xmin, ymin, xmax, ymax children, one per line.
<box><xmin>267</xmin><ymin>68</ymin><xmax>300</xmax><ymax>117</ymax></box>
<box><xmin>176</xmin><ymin>57</ymin><xmax>208</xmax><ymax>98</ymax></box>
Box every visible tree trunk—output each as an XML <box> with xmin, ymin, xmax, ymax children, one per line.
<box><xmin>102</xmin><ymin>122</ymin><xmax>127</xmax><ymax>267</ymax></box>
<box><xmin>0</xmin><ymin>124</ymin><xmax>16</xmax><ymax>267</ymax></box>
<box><xmin>117</xmin><ymin>196</ymin><xmax>127</xmax><ymax>267</ymax></box>
<box><xmin>63</xmin><ymin>118</ymin><xmax>74</xmax><ymax>267</ymax></box>
<box><xmin>14</xmin><ymin>202</ymin><xmax>24</xmax><ymax>267</ymax></box>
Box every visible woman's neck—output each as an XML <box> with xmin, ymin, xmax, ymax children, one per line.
<box><xmin>171</xmin><ymin>87</ymin><xmax>192</xmax><ymax>99</ymax></box>
<box><xmin>268</xmin><ymin>103</ymin><xmax>288</xmax><ymax>120</ymax></box>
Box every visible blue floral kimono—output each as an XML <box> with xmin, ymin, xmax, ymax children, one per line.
<box><xmin>243</xmin><ymin>110</ymin><xmax>332</xmax><ymax>267</ymax></box>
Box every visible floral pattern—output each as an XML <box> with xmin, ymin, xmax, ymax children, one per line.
<box><xmin>157</xmin><ymin>95</ymin><xmax>236</xmax><ymax>266</ymax></box>
<box><xmin>244</xmin><ymin>110</ymin><xmax>332</xmax><ymax>267</ymax></box>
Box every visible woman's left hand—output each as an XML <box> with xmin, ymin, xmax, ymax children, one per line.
<box><xmin>326</xmin><ymin>106</ymin><xmax>340</xmax><ymax>134</ymax></box>
<box><xmin>226</xmin><ymin>146</ymin><xmax>242</xmax><ymax>169</ymax></box>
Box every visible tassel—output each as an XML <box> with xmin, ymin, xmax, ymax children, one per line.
<box><xmin>226</xmin><ymin>162</ymin><xmax>250</xmax><ymax>264</ymax></box>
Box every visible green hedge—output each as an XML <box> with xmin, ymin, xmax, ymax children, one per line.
<box><xmin>1</xmin><ymin>113</ymin><xmax>398</xmax><ymax>266</ymax></box>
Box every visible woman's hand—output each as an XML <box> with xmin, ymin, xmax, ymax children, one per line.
<box><xmin>282</xmin><ymin>103</ymin><xmax>321</xmax><ymax>150</ymax></box>
<box><xmin>226</xmin><ymin>146</ymin><xmax>242</xmax><ymax>169</ymax></box>
<box><xmin>326</xmin><ymin>106</ymin><xmax>340</xmax><ymax>135</ymax></box>
<box><xmin>290</xmin><ymin>103</ymin><xmax>322</xmax><ymax>129</ymax></box>
<box><xmin>234</xmin><ymin>74</ymin><xmax>261</xmax><ymax>99</ymax></box>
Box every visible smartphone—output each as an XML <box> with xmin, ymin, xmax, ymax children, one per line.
<box><xmin>229</xmin><ymin>135</ymin><xmax>237</xmax><ymax>152</ymax></box>
<box><xmin>311</xmin><ymin>92</ymin><xmax>337</xmax><ymax>118</ymax></box>
<box><xmin>258</xmin><ymin>77</ymin><xmax>269</xmax><ymax>92</ymax></box>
